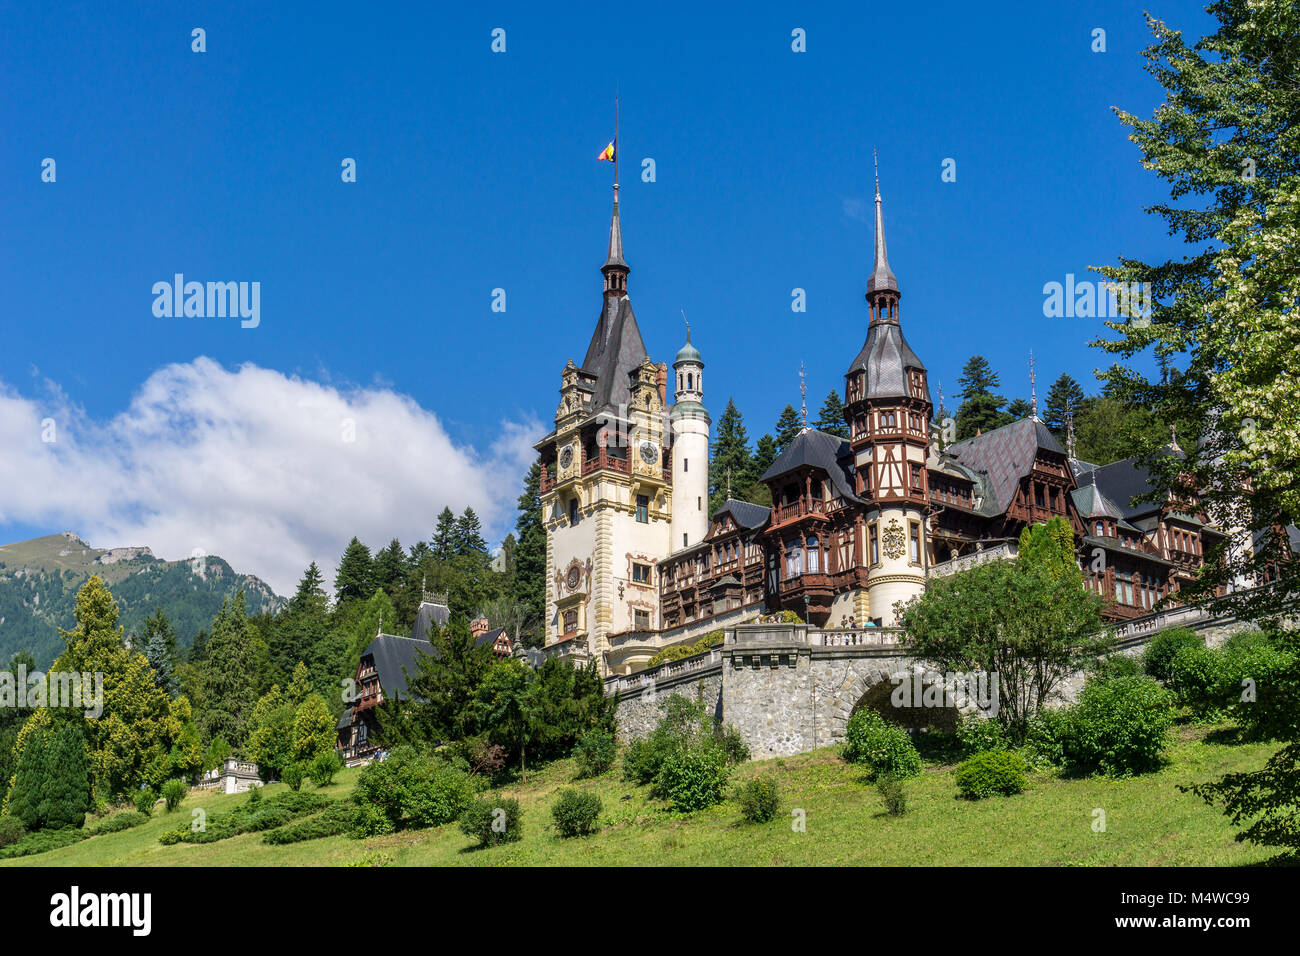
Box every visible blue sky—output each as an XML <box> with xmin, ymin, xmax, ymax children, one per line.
<box><xmin>0</xmin><ymin>1</ymin><xmax>1215</xmax><ymax>593</ymax></box>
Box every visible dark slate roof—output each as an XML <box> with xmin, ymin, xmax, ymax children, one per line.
<box><xmin>361</xmin><ymin>633</ymin><xmax>431</xmax><ymax>699</ymax></box>
<box><xmin>1085</xmin><ymin>456</ymin><xmax>1163</xmax><ymax>519</ymax></box>
<box><xmin>947</xmin><ymin>418</ymin><xmax>1066</xmax><ymax>515</ymax></box>
<box><xmin>711</xmin><ymin>498</ymin><xmax>771</xmax><ymax>530</ymax></box>
<box><xmin>1071</xmin><ymin>482</ymin><xmax>1124</xmax><ymax>519</ymax></box>
<box><xmin>847</xmin><ymin>321</ymin><xmax>928</xmax><ymax>399</ymax></box>
<box><xmin>760</xmin><ymin>429</ymin><xmax>860</xmax><ymax>502</ymax></box>
<box><xmin>473</xmin><ymin>626</ymin><xmax>509</xmax><ymax>648</ymax></box>
<box><xmin>581</xmin><ymin>295</ymin><xmax>648</xmax><ymax>412</ymax></box>
<box><xmin>409</xmin><ymin>600</ymin><xmax>450</xmax><ymax>643</ymax></box>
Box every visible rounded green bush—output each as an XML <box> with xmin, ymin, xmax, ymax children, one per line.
<box><xmin>842</xmin><ymin>709</ymin><xmax>922</xmax><ymax>780</ymax></box>
<box><xmin>1142</xmin><ymin>628</ymin><xmax>1204</xmax><ymax>681</ymax></box>
<box><xmin>0</xmin><ymin>816</ymin><xmax>27</xmax><ymax>848</ymax></box>
<box><xmin>956</xmin><ymin>714</ymin><xmax>1008</xmax><ymax>758</ymax></box>
<box><xmin>552</xmin><ymin>788</ymin><xmax>602</xmax><ymax>837</ymax></box>
<box><xmin>282</xmin><ymin>763</ymin><xmax>305</xmax><ymax>791</ymax></box>
<box><xmin>161</xmin><ymin>779</ymin><xmax>186</xmax><ymax>812</ymax></box>
<box><xmin>1167</xmin><ymin>643</ymin><xmax>1225</xmax><ymax>715</ymax></box>
<box><xmin>134</xmin><ymin>787</ymin><xmax>157</xmax><ymax>816</ymax></box>
<box><xmin>458</xmin><ymin>796</ymin><xmax>523</xmax><ymax>847</ymax></box>
<box><xmin>574</xmin><ymin>729</ymin><xmax>617</xmax><ymax>779</ymax></box>
<box><xmin>655</xmin><ymin>747</ymin><xmax>730</xmax><ymax>812</ymax></box>
<box><xmin>309</xmin><ymin>750</ymin><xmax>342</xmax><ymax>787</ymax></box>
<box><xmin>955</xmin><ymin>750</ymin><xmax>1027</xmax><ymax>799</ymax></box>
<box><xmin>736</xmin><ymin>775</ymin><xmax>779</xmax><ymax>823</ymax></box>
<box><xmin>1065</xmin><ymin>675</ymin><xmax>1174</xmax><ymax>776</ymax></box>
<box><xmin>1023</xmin><ymin>708</ymin><xmax>1071</xmax><ymax>769</ymax></box>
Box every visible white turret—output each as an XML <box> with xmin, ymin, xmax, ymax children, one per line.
<box><xmin>670</xmin><ymin>332</ymin><xmax>710</xmax><ymax>552</ymax></box>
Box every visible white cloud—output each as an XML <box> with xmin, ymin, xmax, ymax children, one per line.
<box><xmin>842</xmin><ymin>196</ymin><xmax>872</xmax><ymax>224</ymax></box>
<box><xmin>0</xmin><ymin>358</ymin><xmax>542</xmax><ymax>596</ymax></box>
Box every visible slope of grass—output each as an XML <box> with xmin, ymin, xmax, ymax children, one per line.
<box><xmin>2</xmin><ymin>726</ymin><xmax>1282</xmax><ymax>867</ymax></box>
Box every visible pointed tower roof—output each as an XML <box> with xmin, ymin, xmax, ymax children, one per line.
<box><xmin>602</xmin><ymin>184</ymin><xmax>628</xmax><ymax>273</ymax></box>
<box><xmin>583</xmin><ymin>185</ymin><xmax>647</xmax><ymax>413</ymax></box>
<box><xmin>866</xmin><ymin>151</ymin><xmax>899</xmax><ymax>298</ymax></box>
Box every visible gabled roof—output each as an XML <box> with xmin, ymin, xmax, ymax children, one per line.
<box><xmin>360</xmin><ymin>633</ymin><xmax>430</xmax><ymax>700</ymax></box>
<box><xmin>409</xmin><ymin>600</ymin><xmax>450</xmax><ymax>643</ymax></box>
<box><xmin>581</xmin><ymin>295</ymin><xmax>648</xmax><ymax>413</ymax></box>
<box><xmin>711</xmin><ymin>498</ymin><xmax>771</xmax><ymax>531</ymax></box>
<box><xmin>1085</xmin><ymin>455</ymin><xmax>1165</xmax><ymax>520</ymax></box>
<box><xmin>760</xmin><ymin>429</ymin><xmax>860</xmax><ymax>502</ymax></box>
<box><xmin>473</xmin><ymin>626</ymin><xmax>509</xmax><ymax>648</ymax></box>
<box><xmin>1071</xmin><ymin>482</ymin><xmax>1124</xmax><ymax>519</ymax></box>
<box><xmin>847</xmin><ymin>322</ymin><xmax>927</xmax><ymax>399</ymax></box>
<box><xmin>947</xmin><ymin>417</ymin><xmax>1066</xmax><ymax>514</ymax></box>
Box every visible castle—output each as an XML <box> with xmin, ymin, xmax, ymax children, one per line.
<box><xmin>535</xmin><ymin>174</ymin><xmax>1237</xmax><ymax>677</ymax></box>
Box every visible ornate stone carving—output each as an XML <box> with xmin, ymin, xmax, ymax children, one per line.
<box><xmin>882</xmin><ymin>518</ymin><xmax>906</xmax><ymax>560</ymax></box>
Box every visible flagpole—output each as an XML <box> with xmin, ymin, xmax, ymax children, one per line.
<box><xmin>614</xmin><ymin>92</ymin><xmax>620</xmax><ymax>191</ymax></box>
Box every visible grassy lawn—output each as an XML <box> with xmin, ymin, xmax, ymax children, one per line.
<box><xmin>3</xmin><ymin>724</ymin><xmax>1283</xmax><ymax>867</ymax></box>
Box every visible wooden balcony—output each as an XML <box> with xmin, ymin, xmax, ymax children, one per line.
<box><xmin>772</xmin><ymin>499</ymin><xmax>829</xmax><ymax>525</ymax></box>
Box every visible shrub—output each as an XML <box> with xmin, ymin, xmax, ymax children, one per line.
<box><xmin>0</xmin><ymin>827</ymin><xmax>87</xmax><ymax>859</ymax></box>
<box><xmin>459</xmin><ymin>796</ymin><xmax>522</xmax><ymax>847</ymax></box>
<box><xmin>262</xmin><ymin>802</ymin><xmax>355</xmax><ymax>844</ymax></box>
<box><xmin>713</xmin><ymin>724</ymin><xmax>750</xmax><ymax>765</ymax></box>
<box><xmin>551</xmin><ymin>789</ymin><xmax>602</xmax><ymax>837</ymax></box>
<box><xmin>956</xmin><ymin>750</ymin><xmax>1028</xmax><ymax>799</ymax></box>
<box><xmin>309</xmin><ymin>750</ymin><xmax>342</xmax><ymax>787</ymax></box>
<box><xmin>282</xmin><ymin>762</ymin><xmax>305</xmax><ymax>791</ymax></box>
<box><xmin>736</xmin><ymin>775</ymin><xmax>779</xmax><ymax>823</ymax></box>
<box><xmin>1090</xmin><ymin>653</ymin><xmax>1143</xmax><ymax>681</ymax></box>
<box><xmin>1167</xmin><ymin>643</ymin><xmax>1226</xmax><ymax>716</ymax></box>
<box><xmin>655</xmin><ymin>746</ymin><xmax>730</xmax><ymax>812</ymax></box>
<box><xmin>876</xmin><ymin>775</ymin><xmax>908</xmax><ymax>816</ymax></box>
<box><xmin>350</xmin><ymin>746</ymin><xmax>473</xmax><ymax>833</ymax></box>
<box><xmin>622</xmin><ymin>737</ymin><xmax>660</xmax><ymax>786</ymax></box>
<box><xmin>956</xmin><ymin>714</ymin><xmax>1008</xmax><ymax>758</ymax></box>
<box><xmin>574</xmin><ymin>729</ymin><xmax>617</xmax><ymax>779</ymax></box>
<box><xmin>1064</xmin><ymin>675</ymin><xmax>1174</xmax><ymax>776</ymax></box>
<box><xmin>156</xmin><ymin>789</ymin><xmax>331</xmax><ymax>845</ymax></box>
<box><xmin>842</xmin><ymin>710</ymin><xmax>922</xmax><ymax>780</ymax></box>
<box><xmin>134</xmin><ymin>787</ymin><xmax>157</xmax><ymax>816</ymax></box>
<box><xmin>1023</xmin><ymin>708</ymin><xmax>1071</xmax><ymax>770</ymax></box>
<box><xmin>88</xmin><ymin>810</ymin><xmax>149</xmax><ymax>835</ymax></box>
<box><xmin>1222</xmin><ymin>638</ymin><xmax>1298</xmax><ymax>740</ymax></box>
<box><xmin>1143</xmin><ymin>628</ymin><xmax>1204</xmax><ymax>681</ymax></box>
<box><xmin>0</xmin><ymin>816</ymin><xmax>26</xmax><ymax>848</ymax></box>
<box><xmin>247</xmin><ymin>783</ymin><xmax>263</xmax><ymax>804</ymax></box>
<box><xmin>161</xmin><ymin>779</ymin><xmax>186</xmax><ymax>812</ymax></box>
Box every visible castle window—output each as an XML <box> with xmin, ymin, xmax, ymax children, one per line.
<box><xmin>909</xmin><ymin>522</ymin><xmax>921</xmax><ymax>563</ymax></box>
<box><xmin>634</xmin><ymin>609</ymin><xmax>650</xmax><ymax>630</ymax></box>
<box><xmin>636</xmin><ymin>494</ymin><xmax>649</xmax><ymax>523</ymax></box>
<box><xmin>563</xmin><ymin>610</ymin><xmax>578</xmax><ymax>636</ymax></box>
<box><xmin>569</xmin><ymin>499</ymin><xmax>580</xmax><ymax>527</ymax></box>
<box><xmin>632</xmin><ymin>563</ymin><xmax>650</xmax><ymax>584</ymax></box>
<box><xmin>869</xmin><ymin>524</ymin><xmax>879</xmax><ymax>565</ymax></box>
<box><xmin>1095</xmin><ymin>520</ymin><xmax>1104</xmax><ymax>536</ymax></box>
<box><xmin>684</xmin><ymin>457</ymin><xmax>688</xmax><ymax>472</ymax></box>
<box><xmin>784</xmin><ymin>539</ymin><xmax>804</xmax><ymax>577</ymax></box>
<box><xmin>806</xmin><ymin>536</ymin><xmax>820</xmax><ymax>573</ymax></box>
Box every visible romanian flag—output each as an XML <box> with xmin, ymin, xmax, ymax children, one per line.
<box><xmin>598</xmin><ymin>138</ymin><xmax>616</xmax><ymax>162</ymax></box>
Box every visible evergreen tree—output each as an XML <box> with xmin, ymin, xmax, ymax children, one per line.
<box><xmin>955</xmin><ymin>355</ymin><xmax>1013</xmax><ymax>439</ymax></box>
<box><xmin>245</xmin><ymin>684</ymin><xmax>294</xmax><ymax>781</ymax></box>
<box><xmin>289</xmin><ymin>562</ymin><xmax>328</xmax><ymax>616</ymax></box>
<box><xmin>138</xmin><ymin>607</ymin><xmax>179</xmax><ymax>697</ymax></box>
<box><xmin>709</xmin><ymin>397</ymin><xmax>755</xmax><ymax>513</ymax></box>
<box><xmin>334</xmin><ymin>537</ymin><xmax>374</xmax><ymax>604</ymax></box>
<box><xmin>511</xmin><ymin>461</ymin><xmax>547</xmax><ymax>647</ymax></box>
<box><xmin>5</xmin><ymin>723</ymin><xmax>49</xmax><ymax>830</ymax></box>
<box><xmin>1006</xmin><ymin>398</ymin><xmax>1033</xmax><ymax>420</ymax></box>
<box><xmin>37</xmin><ymin>722</ymin><xmax>91</xmax><ymax>830</ymax></box>
<box><xmin>753</xmin><ymin>433</ymin><xmax>778</xmax><ymax>479</ymax></box>
<box><xmin>454</xmin><ymin>508</ymin><xmax>489</xmax><ymax>558</ymax></box>
<box><xmin>815</xmin><ymin>390</ymin><xmax>849</xmax><ymax>439</ymax></box>
<box><xmin>1043</xmin><ymin>374</ymin><xmax>1085</xmax><ymax>438</ymax></box>
<box><xmin>371</xmin><ymin>538</ymin><xmax>407</xmax><ymax>600</ymax></box>
<box><xmin>197</xmin><ymin>592</ymin><xmax>259</xmax><ymax>750</ymax></box>
<box><xmin>774</xmin><ymin>404</ymin><xmax>803</xmax><ymax>452</ymax></box>
<box><xmin>292</xmin><ymin>693</ymin><xmax>337</xmax><ymax>764</ymax></box>
<box><xmin>286</xmin><ymin>661</ymin><xmax>313</xmax><ymax>709</ymax></box>
<box><xmin>431</xmin><ymin>508</ymin><xmax>458</xmax><ymax>560</ymax></box>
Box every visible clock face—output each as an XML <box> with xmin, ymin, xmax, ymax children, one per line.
<box><xmin>559</xmin><ymin>447</ymin><xmax>574</xmax><ymax>469</ymax></box>
<box><xmin>639</xmin><ymin>441</ymin><xmax>659</xmax><ymax>465</ymax></box>
<box><xmin>566</xmin><ymin>566</ymin><xmax>581</xmax><ymax>591</ymax></box>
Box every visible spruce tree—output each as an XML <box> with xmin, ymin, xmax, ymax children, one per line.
<box><xmin>753</xmin><ymin>433</ymin><xmax>778</xmax><ymax>479</ymax></box>
<box><xmin>455</xmin><ymin>508</ymin><xmax>489</xmax><ymax>558</ymax></box>
<box><xmin>955</xmin><ymin>355</ymin><xmax>1013</xmax><ymax>439</ymax></box>
<box><xmin>774</xmin><ymin>404</ymin><xmax>802</xmax><ymax>452</ymax></box>
<box><xmin>334</xmin><ymin>537</ymin><xmax>374</xmax><ymax>604</ymax></box>
<box><xmin>709</xmin><ymin>398</ymin><xmax>755</xmax><ymax>513</ymax></box>
<box><xmin>37</xmin><ymin>723</ymin><xmax>91</xmax><ymax>830</ymax></box>
<box><xmin>1007</xmin><ymin>398</ymin><xmax>1033</xmax><ymax>420</ymax></box>
<box><xmin>371</xmin><ymin>538</ymin><xmax>407</xmax><ymax>598</ymax></box>
<box><xmin>511</xmin><ymin>461</ymin><xmax>546</xmax><ymax>647</ymax></box>
<box><xmin>139</xmin><ymin>607</ymin><xmax>179</xmax><ymax>697</ymax></box>
<box><xmin>289</xmin><ymin>562</ymin><xmax>328</xmax><ymax>616</ymax></box>
<box><xmin>5</xmin><ymin>723</ymin><xmax>49</xmax><ymax>830</ymax></box>
<box><xmin>1043</xmin><ymin>374</ymin><xmax>1085</xmax><ymax>437</ymax></box>
<box><xmin>815</xmin><ymin>390</ymin><xmax>849</xmax><ymax>439</ymax></box>
<box><xmin>198</xmin><ymin>592</ymin><xmax>258</xmax><ymax>749</ymax></box>
<box><xmin>431</xmin><ymin>508</ymin><xmax>458</xmax><ymax>560</ymax></box>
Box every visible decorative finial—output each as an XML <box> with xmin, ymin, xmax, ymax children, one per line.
<box><xmin>799</xmin><ymin>362</ymin><xmax>808</xmax><ymax>428</ymax></box>
<box><xmin>1170</xmin><ymin>424</ymin><xmax>1181</xmax><ymax>452</ymax></box>
<box><xmin>726</xmin><ymin>466</ymin><xmax>732</xmax><ymax>499</ymax></box>
<box><xmin>873</xmin><ymin>147</ymin><xmax>880</xmax><ymax>200</ymax></box>
<box><xmin>681</xmin><ymin>309</ymin><xmax>690</xmax><ymax>342</ymax></box>
<box><xmin>1029</xmin><ymin>350</ymin><xmax>1039</xmax><ymax>421</ymax></box>
<box><xmin>1066</xmin><ymin>401</ymin><xmax>1077</xmax><ymax>459</ymax></box>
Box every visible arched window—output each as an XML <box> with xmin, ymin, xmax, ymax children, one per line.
<box><xmin>806</xmin><ymin>536</ymin><xmax>820</xmax><ymax>573</ymax></box>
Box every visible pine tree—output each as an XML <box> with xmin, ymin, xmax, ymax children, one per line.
<box><xmin>431</xmin><ymin>508</ymin><xmax>458</xmax><ymax>560</ymax></box>
<box><xmin>710</xmin><ymin>398</ymin><xmax>755</xmax><ymax>513</ymax></box>
<box><xmin>1043</xmin><ymin>373</ymin><xmax>1086</xmax><ymax>438</ymax></box>
<box><xmin>198</xmin><ymin>592</ymin><xmax>258</xmax><ymax>749</ymax></box>
<box><xmin>511</xmin><ymin>461</ymin><xmax>546</xmax><ymax>647</ymax></box>
<box><xmin>774</xmin><ymin>404</ymin><xmax>802</xmax><ymax>452</ymax></box>
<box><xmin>753</xmin><ymin>433</ymin><xmax>778</xmax><ymax>479</ymax></box>
<box><xmin>955</xmin><ymin>355</ymin><xmax>1012</xmax><ymax>439</ymax></box>
<box><xmin>138</xmin><ymin>607</ymin><xmax>179</xmax><ymax>697</ymax></box>
<box><xmin>5</xmin><ymin>723</ymin><xmax>49</xmax><ymax>830</ymax></box>
<box><xmin>289</xmin><ymin>562</ymin><xmax>328</xmax><ymax>616</ymax></box>
<box><xmin>1006</xmin><ymin>398</ymin><xmax>1033</xmax><ymax>420</ymax></box>
<box><xmin>334</xmin><ymin>537</ymin><xmax>374</xmax><ymax>604</ymax></box>
<box><xmin>815</xmin><ymin>390</ymin><xmax>849</xmax><ymax>439</ymax></box>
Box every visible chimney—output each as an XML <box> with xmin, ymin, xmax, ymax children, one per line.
<box><xmin>657</xmin><ymin>363</ymin><xmax>668</xmax><ymax>404</ymax></box>
<box><xmin>470</xmin><ymin>617</ymin><xmax>489</xmax><ymax>637</ymax></box>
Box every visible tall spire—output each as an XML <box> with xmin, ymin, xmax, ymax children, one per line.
<box><xmin>1029</xmin><ymin>350</ymin><xmax>1040</xmax><ymax>421</ymax></box>
<box><xmin>866</xmin><ymin>149</ymin><xmax>900</xmax><ymax>324</ymax></box>
<box><xmin>601</xmin><ymin>184</ymin><xmax>628</xmax><ymax>296</ymax></box>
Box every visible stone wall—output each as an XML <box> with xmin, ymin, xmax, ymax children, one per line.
<box><xmin>612</xmin><ymin>660</ymin><xmax>722</xmax><ymax>743</ymax></box>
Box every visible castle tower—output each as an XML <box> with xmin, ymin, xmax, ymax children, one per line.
<box><xmin>670</xmin><ymin>331</ymin><xmax>710</xmax><ymax>551</ymax></box>
<box><xmin>534</xmin><ymin>186</ymin><xmax>672</xmax><ymax>672</ymax></box>
<box><xmin>842</xmin><ymin>157</ymin><xmax>933</xmax><ymax>624</ymax></box>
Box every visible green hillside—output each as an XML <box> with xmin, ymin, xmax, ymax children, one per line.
<box><xmin>0</xmin><ymin>533</ymin><xmax>283</xmax><ymax>666</ymax></box>
<box><xmin>1</xmin><ymin>726</ymin><xmax>1282</xmax><ymax>867</ymax></box>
